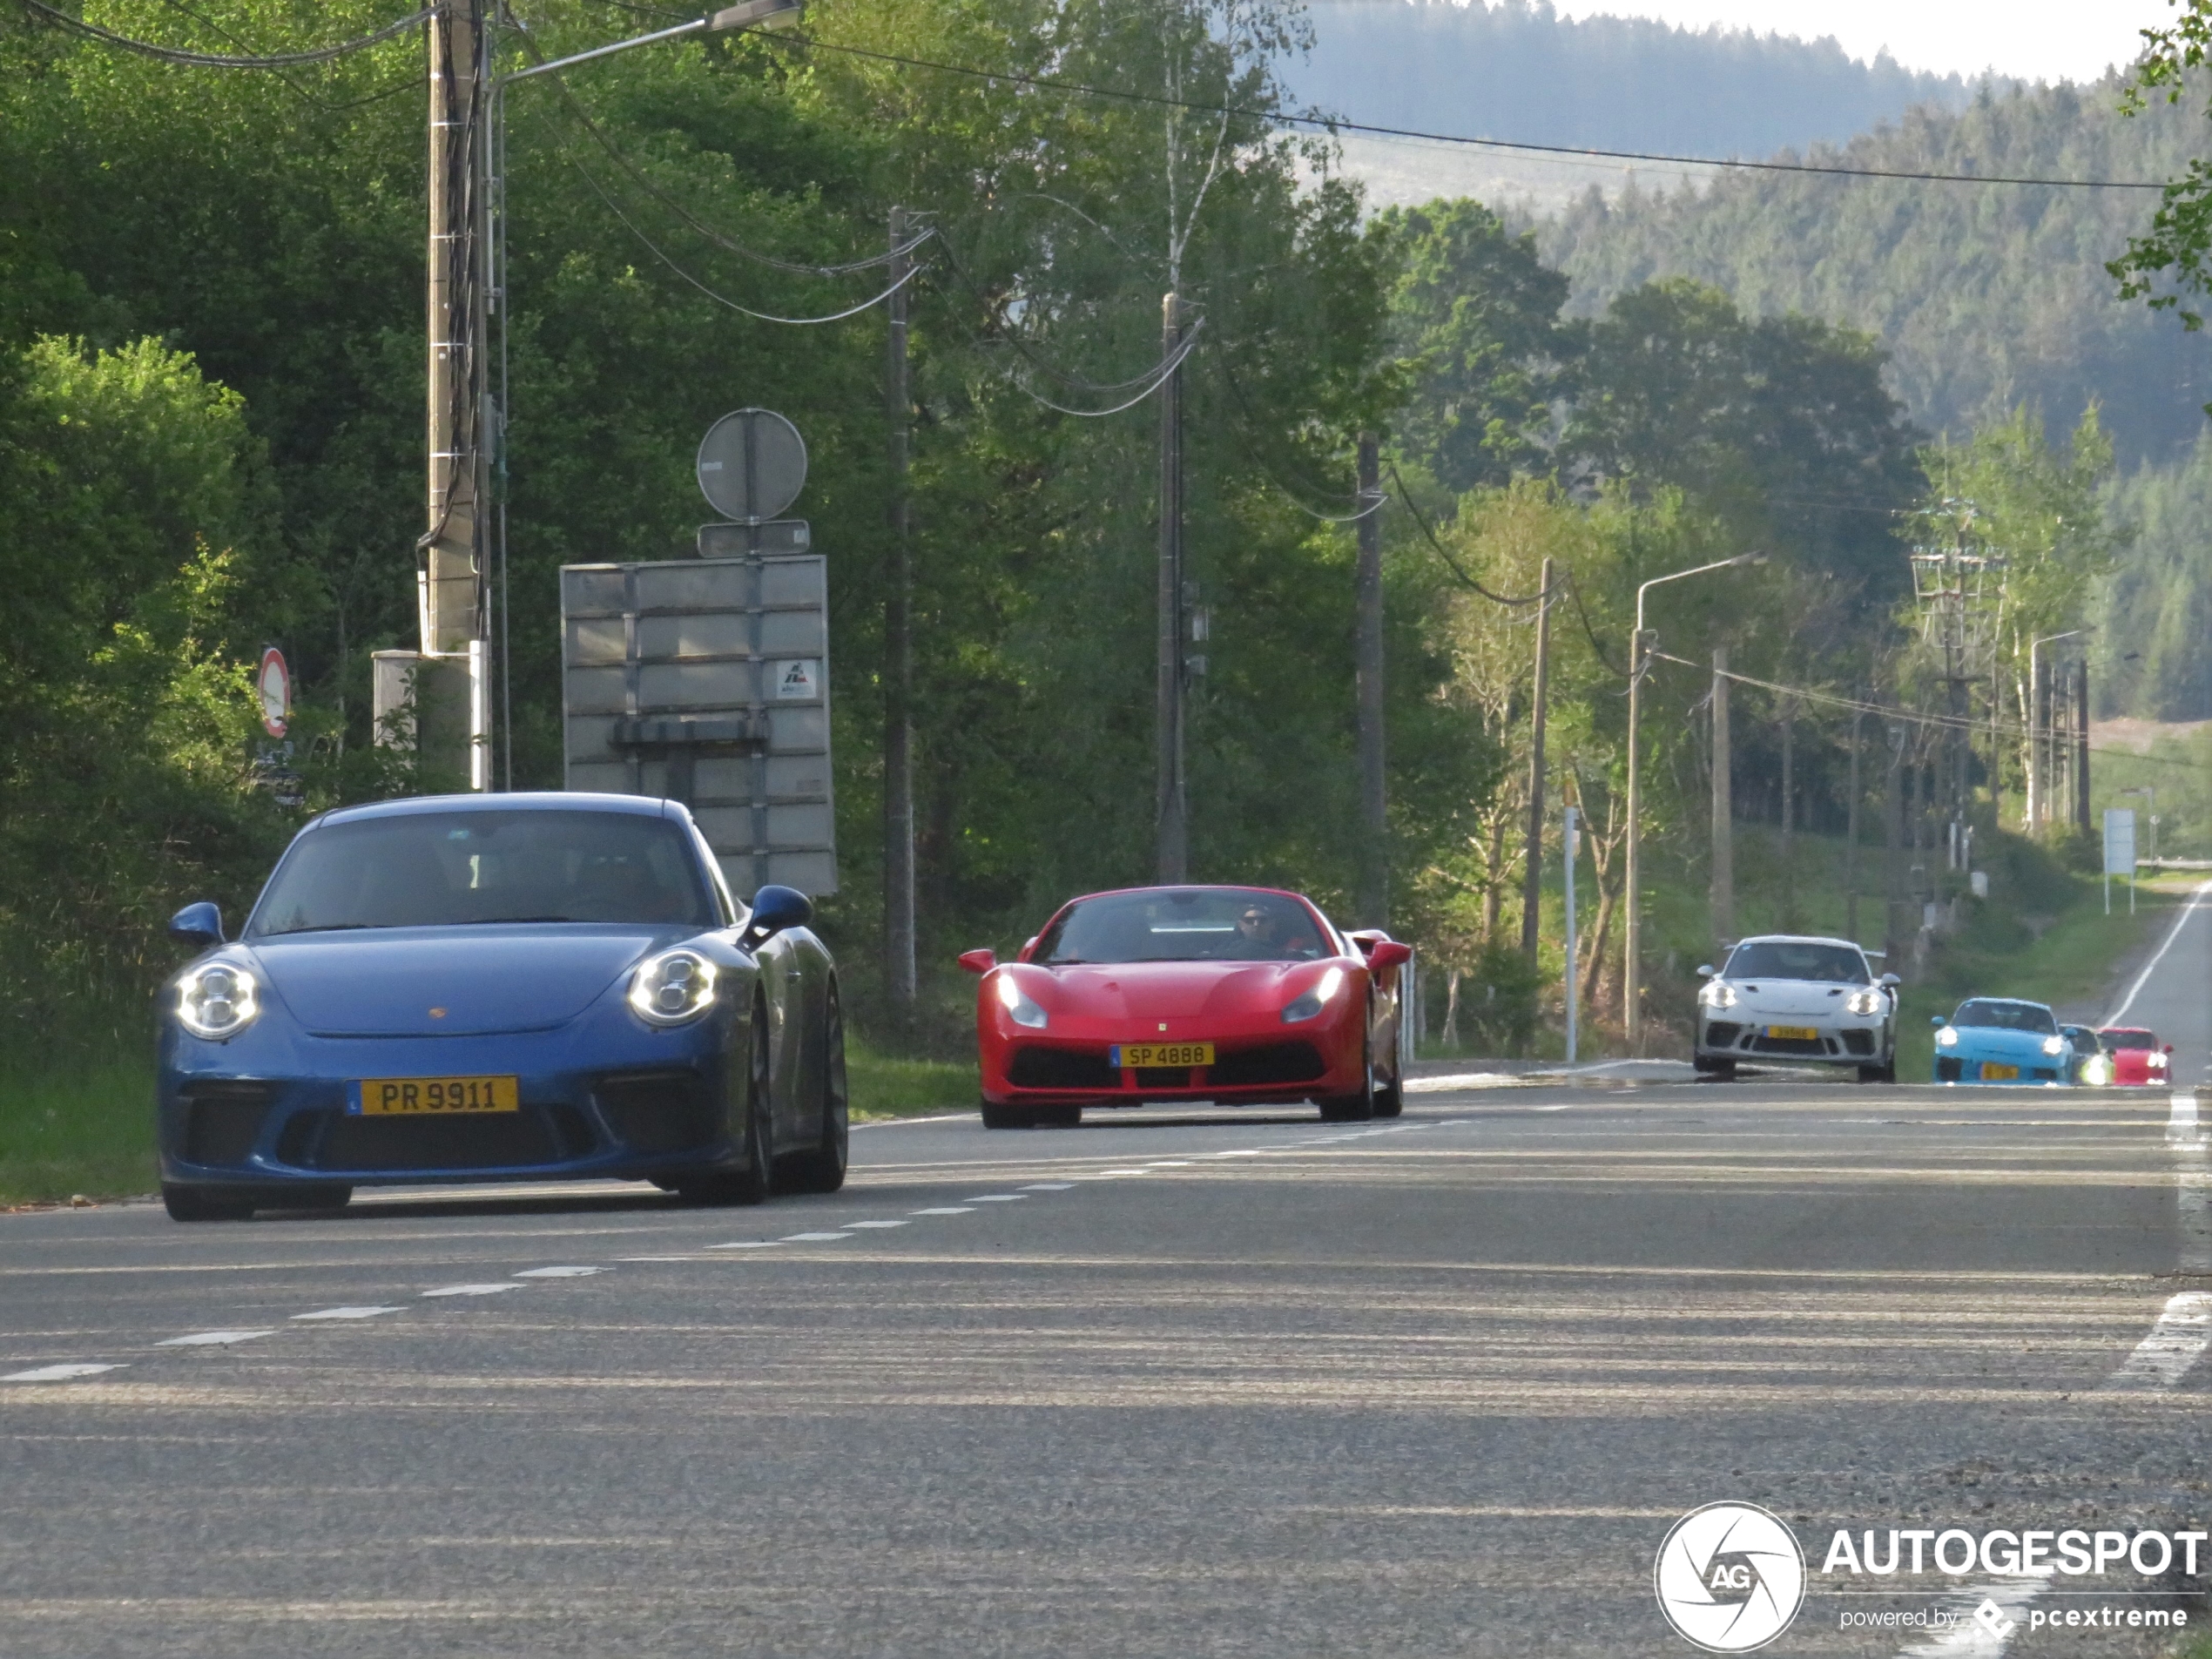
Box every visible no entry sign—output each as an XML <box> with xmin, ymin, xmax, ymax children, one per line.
<box><xmin>257</xmin><ymin>647</ymin><xmax>291</xmax><ymax>738</ymax></box>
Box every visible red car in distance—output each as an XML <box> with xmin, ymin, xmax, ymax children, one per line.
<box><xmin>961</xmin><ymin>885</ymin><xmax>1411</xmax><ymax>1129</ymax></box>
<box><xmin>2094</xmin><ymin>1027</ymin><xmax>2174</xmax><ymax>1086</ymax></box>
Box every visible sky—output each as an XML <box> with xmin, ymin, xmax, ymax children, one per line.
<box><xmin>1550</xmin><ymin>1</ymin><xmax>2175</xmax><ymax>85</ymax></box>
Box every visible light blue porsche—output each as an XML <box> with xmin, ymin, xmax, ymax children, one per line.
<box><xmin>1930</xmin><ymin>998</ymin><xmax>2074</xmax><ymax>1085</ymax></box>
<box><xmin>156</xmin><ymin>793</ymin><xmax>846</xmax><ymax>1221</ymax></box>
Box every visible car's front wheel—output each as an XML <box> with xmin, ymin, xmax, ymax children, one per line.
<box><xmin>781</xmin><ymin>981</ymin><xmax>849</xmax><ymax>1194</ymax></box>
<box><xmin>1695</xmin><ymin>1056</ymin><xmax>1737</xmax><ymax>1081</ymax></box>
<box><xmin>679</xmin><ymin>998</ymin><xmax>773</xmax><ymax>1205</ymax></box>
<box><xmin>1318</xmin><ymin>1023</ymin><xmax>1376</xmax><ymax>1122</ymax></box>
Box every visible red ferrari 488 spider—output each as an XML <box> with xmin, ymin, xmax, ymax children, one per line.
<box><xmin>961</xmin><ymin>885</ymin><xmax>1411</xmax><ymax>1129</ymax></box>
<box><xmin>2094</xmin><ymin>1026</ymin><xmax>2174</xmax><ymax>1086</ymax></box>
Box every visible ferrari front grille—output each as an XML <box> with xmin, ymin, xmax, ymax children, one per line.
<box><xmin>1208</xmin><ymin>1042</ymin><xmax>1326</xmax><ymax>1085</ymax></box>
<box><xmin>1008</xmin><ymin>1048</ymin><xmax>1120</xmax><ymax>1089</ymax></box>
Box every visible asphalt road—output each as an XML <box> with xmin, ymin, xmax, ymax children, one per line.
<box><xmin>3</xmin><ymin>912</ymin><xmax>2209</xmax><ymax>1656</ymax></box>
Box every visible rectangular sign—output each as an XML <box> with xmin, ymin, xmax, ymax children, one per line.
<box><xmin>349</xmin><ymin>1076</ymin><xmax>519</xmax><ymax>1116</ymax></box>
<box><xmin>561</xmin><ymin>553</ymin><xmax>837</xmax><ymax>897</ymax></box>
<box><xmin>2103</xmin><ymin>807</ymin><xmax>2136</xmax><ymax>877</ymax></box>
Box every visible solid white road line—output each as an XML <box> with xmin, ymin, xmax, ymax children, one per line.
<box><xmin>291</xmin><ymin>1305</ymin><xmax>402</xmax><ymax>1321</ymax></box>
<box><xmin>157</xmin><ymin>1330</ymin><xmax>273</xmax><ymax>1346</ymax></box>
<box><xmin>2098</xmin><ymin>1292</ymin><xmax>2212</xmax><ymax>1393</ymax></box>
<box><xmin>512</xmin><ymin>1265</ymin><xmax>604</xmax><ymax>1278</ymax></box>
<box><xmin>421</xmin><ymin>1283</ymin><xmax>523</xmax><ymax>1298</ymax></box>
<box><xmin>2101</xmin><ymin>877</ymin><xmax>2212</xmax><ymax>1026</ymax></box>
<box><xmin>3</xmin><ymin>1362</ymin><xmax>125</xmax><ymax>1382</ymax></box>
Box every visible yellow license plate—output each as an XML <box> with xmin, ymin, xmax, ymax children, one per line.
<box><xmin>1765</xmin><ymin>1026</ymin><xmax>1819</xmax><ymax>1042</ymax></box>
<box><xmin>1980</xmin><ymin>1062</ymin><xmax>2020</xmax><ymax>1082</ymax></box>
<box><xmin>1113</xmin><ymin>1043</ymin><xmax>1215</xmax><ymax>1069</ymax></box>
<box><xmin>351</xmin><ymin>1076</ymin><xmax>520</xmax><ymax>1116</ymax></box>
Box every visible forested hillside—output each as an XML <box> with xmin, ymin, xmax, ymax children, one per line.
<box><xmin>1539</xmin><ymin>76</ymin><xmax>2212</xmax><ymax>470</ymax></box>
<box><xmin>1287</xmin><ymin>0</ymin><xmax>1975</xmax><ymax>162</ymax></box>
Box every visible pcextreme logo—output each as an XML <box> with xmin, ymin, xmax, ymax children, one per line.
<box><xmin>1655</xmin><ymin>1502</ymin><xmax>1808</xmax><ymax>1652</ymax></box>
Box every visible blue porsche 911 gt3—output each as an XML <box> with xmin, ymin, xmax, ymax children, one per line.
<box><xmin>1930</xmin><ymin>997</ymin><xmax>2074</xmax><ymax>1085</ymax></box>
<box><xmin>157</xmin><ymin>792</ymin><xmax>846</xmax><ymax>1221</ymax></box>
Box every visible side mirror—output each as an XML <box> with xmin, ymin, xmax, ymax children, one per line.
<box><xmin>1930</xmin><ymin>1015</ymin><xmax>1946</xmax><ymax>1028</ymax></box>
<box><xmin>169</xmin><ymin>901</ymin><xmax>224</xmax><ymax>949</ymax></box>
<box><xmin>745</xmin><ymin>884</ymin><xmax>812</xmax><ymax>942</ymax></box>
<box><xmin>2167</xmin><ymin>1044</ymin><xmax>2176</xmax><ymax>1055</ymax></box>
<box><xmin>958</xmin><ymin>948</ymin><xmax>996</xmax><ymax>975</ymax></box>
<box><xmin>1881</xmin><ymin>973</ymin><xmax>1901</xmax><ymax>988</ymax></box>
<box><xmin>1367</xmin><ymin>941</ymin><xmax>1413</xmax><ymax>971</ymax></box>
<box><xmin>1695</xmin><ymin>964</ymin><xmax>1715</xmax><ymax>979</ymax></box>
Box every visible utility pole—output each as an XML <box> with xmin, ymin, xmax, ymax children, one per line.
<box><xmin>421</xmin><ymin>0</ymin><xmax>490</xmax><ymax>786</ymax></box>
<box><xmin>1156</xmin><ymin>291</ymin><xmax>1188</xmax><ymax>883</ymax></box>
<box><xmin>1563</xmin><ymin>801</ymin><xmax>1580</xmax><ymax>1063</ymax></box>
<box><xmin>1884</xmin><ymin>721</ymin><xmax>1906</xmax><ymax>964</ymax></box>
<box><xmin>1356</xmin><ymin>433</ymin><xmax>1387</xmax><ymax>927</ymax></box>
<box><xmin>1844</xmin><ymin>702</ymin><xmax>1865</xmax><ymax>944</ymax></box>
<box><xmin>2074</xmin><ymin>658</ymin><xmax>2092</xmax><ymax>835</ymax></box>
<box><xmin>883</xmin><ymin>205</ymin><xmax>916</xmax><ymax>1017</ymax></box>
<box><xmin>1779</xmin><ymin>693</ymin><xmax>1797</xmax><ymax>921</ymax></box>
<box><xmin>1518</xmin><ymin>556</ymin><xmax>1554</xmax><ymax>958</ymax></box>
<box><xmin>1708</xmin><ymin>644</ymin><xmax>1732</xmax><ymax>953</ymax></box>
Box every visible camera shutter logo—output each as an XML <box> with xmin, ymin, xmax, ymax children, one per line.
<box><xmin>1654</xmin><ymin>1502</ymin><xmax>1805</xmax><ymax>1652</ymax></box>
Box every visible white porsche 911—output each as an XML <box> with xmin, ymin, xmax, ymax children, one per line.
<box><xmin>1691</xmin><ymin>934</ymin><xmax>1899</xmax><ymax>1082</ymax></box>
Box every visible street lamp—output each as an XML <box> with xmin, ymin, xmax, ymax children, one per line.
<box><xmin>2027</xmin><ymin>628</ymin><xmax>2088</xmax><ymax>829</ymax></box>
<box><xmin>502</xmin><ymin>0</ymin><xmax>803</xmax><ymax>84</ymax></box>
<box><xmin>1622</xmin><ymin>551</ymin><xmax>1766</xmax><ymax>1049</ymax></box>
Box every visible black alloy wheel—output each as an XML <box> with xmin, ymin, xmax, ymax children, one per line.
<box><xmin>781</xmin><ymin>981</ymin><xmax>850</xmax><ymax>1194</ymax></box>
<box><xmin>680</xmin><ymin>998</ymin><xmax>773</xmax><ymax>1205</ymax></box>
<box><xmin>981</xmin><ymin>1102</ymin><xmax>1037</xmax><ymax>1129</ymax></box>
<box><xmin>161</xmin><ymin>1184</ymin><xmax>254</xmax><ymax>1223</ymax></box>
<box><xmin>1372</xmin><ymin>1067</ymin><xmax>1404</xmax><ymax>1118</ymax></box>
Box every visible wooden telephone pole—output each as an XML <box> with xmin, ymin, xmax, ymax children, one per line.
<box><xmin>1156</xmin><ymin>293</ymin><xmax>1189</xmax><ymax>883</ymax></box>
<box><xmin>883</xmin><ymin>206</ymin><xmax>917</xmax><ymax>1015</ymax></box>
<box><xmin>1356</xmin><ymin>434</ymin><xmax>1387</xmax><ymax>927</ymax></box>
<box><xmin>1518</xmin><ymin>556</ymin><xmax>1553</xmax><ymax>958</ymax></box>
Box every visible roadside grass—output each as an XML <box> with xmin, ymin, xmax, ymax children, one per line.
<box><xmin>0</xmin><ymin>1056</ymin><xmax>157</xmax><ymax>1206</ymax></box>
<box><xmin>848</xmin><ymin>1035</ymin><xmax>976</xmax><ymax>1122</ymax></box>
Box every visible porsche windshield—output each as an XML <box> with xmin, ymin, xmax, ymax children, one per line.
<box><xmin>1952</xmin><ymin>1000</ymin><xmax>2057</xmax><ymax>1034</ymax></box>
<box><xmin>249</xmin><ymin>810</ymin><xmax>715</xmax><ymax>936</ymax></box>
<box><xmin>1723</xmin><ymin>941</ymin><xmax>1869</xmax><ymax>983</ymax></box>
<box><xmin>1037</xmin><ymin>889</ymin><xmax>1330</xmax><ymax>964</ymax></box>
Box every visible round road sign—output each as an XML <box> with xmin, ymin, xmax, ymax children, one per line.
<box><xmin>257</xmin><ymin>647</ymin><xmax>291</xmax><ymax>738</ymax></box>
<box><xmin>696</xmin><ymin>408</ymin><xmax>806</xmax><ymax>523</ymax></box>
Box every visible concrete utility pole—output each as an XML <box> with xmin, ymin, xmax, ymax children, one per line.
<box><xmin>421</xmin><ymin>0</ymin><xmax>491</xmax><ymax>786</ymax></box>
<box><xmin>1844</xmin><ymin>702</ymin><xmax>1865</xmax><ymax>944</ymax></box>
<box><xmin>1883</xmin><ymin>721</ymin><xmax>1906</xmax><ymax>963</ymax></box>
<box><xmin>1709</xmin><ymin>644</ymin><xmax>1731</xmax><ymax>952</ymax></box>
<box><xmin>883</xmin><ymin>205</ymin><xmax>916</xmax><ymax>1015</ymax></box>
<box><xmin>1516</xmin><ymin>557</ymin><xmax>1552</xmax><ymax>957</ymax></box>
<box><xmin>1356</xmin><ymin>433</ymin><xmax>1387</xmax><ymax>927</ymax></box>
<box><xmin>1156</xmin><ymin>291</ymin><xmax>1188</xmax><ymax>883</ymax></box>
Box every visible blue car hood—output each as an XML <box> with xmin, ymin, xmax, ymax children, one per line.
<box><xmin>249</xmin><ymin>926</ymin><xmax>675</xmax><ymax>1037</ymax></box>
<box><xmin>1954</xmin><ymin>1027</ymin><xmax>2060</xmax><ymax>1059</ymax></box>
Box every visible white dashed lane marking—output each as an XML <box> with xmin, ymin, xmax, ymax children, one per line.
<box><xmin>1022</xmin><ymin>1183</ymin><xmax>1074</xmax><ymax>1191</ymax></box>
<box><xmin>779</xmin><ymin>1231</ymin><xmax>853</xmax><ymax>1242</ymax></box>
<box><xmin>2100</xmin><ymin>1291</ymin><xmax>2212</xmax><ymax>1392</ymax></box>
<box><xmin>707</xmin><ymin>1241</ymin><xmax>782</xmax><ymax>1250</ymax></box>
<box><xmin>909</xmin><ymin>1207</ymin><xmax>973</xmax><ymax>1216</ymax></box>
<box><xmin>157</xmin><ymin>1330</ymin><xmax>273</xmax><ymax>1347</ymax></box>
<box><xmin>4</xmin><ymin>1363</ymin><xmax>125</xmax><ymax>1382</ymax></box>
<box><xmin>291</xmin><ymin>1305</ymin><xmax>403</xmax><ymax>1321</ymax></box>
<box><xmin>844</xmin><ymin>1220</ymin><xmax>909</xmax><ymax>1230</ymax></box>
<box><xmin>421</xmin><ymin>1282</ymin><xmax>523</xmax><ymax>1298</ymax></box>
<box><xmin>513</xmin><ymin>1265</ymin><xmax>604</xmax><ymax>1278</ymax></box>
<box><xmin>963</xmin><ymin>1195</ymin><xmax>1026</xmax><ymax>1203</ymax></box>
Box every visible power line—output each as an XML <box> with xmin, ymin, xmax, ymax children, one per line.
<box><xmin>568</xmin><ymin>154</ymin><xmax>923</xmax><ymax>323</ymax></box>
<box><xmin>21</xmin><ymin>0</ymin><xmax>431</xmax><ymax>67</ymax></box>
<box><xmin>1013</xmin><ymin>321</ymin><xmax>1203</xmax><ymax>416</ymax></box>
<box><xmin>745</xmin><ymin>27</ymin><xmax>2171</xmax><ymax>193</ymax></box>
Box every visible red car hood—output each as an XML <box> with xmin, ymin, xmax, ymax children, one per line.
<box><xmin>1033</xmin><ymin>960</ymin><xmax>1334</xmax><ymax>1019</ymax></box>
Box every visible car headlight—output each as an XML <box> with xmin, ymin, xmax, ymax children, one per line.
<box><xmin>1699</xmin><ymin>981</ymin><xmax>1738</xmax><ymax>1010</ymax></box>
<box><xmin>2041</xmin><ymin>1035</ymin><xmax>2066</xmax><ymax>1057</ymax></box>
<box><xmin>629</xmin><ymin>948</ymin><xmax>718</xmax><ymax>1027</ymax></box>
<box><xmin>1282</xmin><ymin>965</ymin><xmax>1347</xmax><ymax>1023</ymax></box>
<box><xmin>995</xmin><ymin>973</ymin><xmax>1049</xmax><ymax>1029</ymax></box>
<box><xmin>1844</xmin><ymin>988</ymin><xmax>1883</xmax><ymax>1017</ymax></box>
<box><xmin>2084</xmin><ymin>1055</ymin><xmax>2112</xmax><ymax>1086</ymax></box>
<box><xmin>2149</xmin><ymin>1049</ymin><xmax>2169</xmax><ymax>1069</ymax></box>
<box><xmin>1936</xmin><ymin>1026</ymin><xmax>1959</xmax><ymax>1048</ymax></box>
<box><xmin>176</xmin><ymin>962</ymin><xmax>260</xmax><ymax>1040</ymax></box>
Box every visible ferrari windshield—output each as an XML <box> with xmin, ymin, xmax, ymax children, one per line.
<box><xmin>249</xmin><ymin>810</ymin><xmax>715</xmax><ymax>936</ymax></box>
<box><xmin>1952</xmin><ymin>999</ymin><xmax>2058</xmax><ymax>1034</ymax></box>
<box><xmin>2101</xmin><ymin>1028</ymin><xmax>2156</xmax><ymax>1050</ymax></box>
<box><xmin>1723</xmin><ymin>941</ymin><xmax>1869</xmax><ymax>983</ymax></box>
<box><xmin>1037</xmin><ymin>888</ymin><xmax>1330</xmax><ymax>964</ymax></box>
